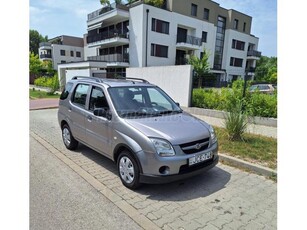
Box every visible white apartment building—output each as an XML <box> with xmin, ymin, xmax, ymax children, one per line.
<box><xmin>39</xmin><ymin>35</ymin><xmax>84</xmax><ymax>70</ymax></box>
<box><xmin>84</xmin><ymin>0</ymin><xmax>261</xmax><ymax>86</ymax></box>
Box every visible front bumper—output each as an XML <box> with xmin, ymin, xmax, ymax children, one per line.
<box><xmin>139</xmin><ymin>155</ymin><xmax>219</xmax><ymax>184</ymax></box>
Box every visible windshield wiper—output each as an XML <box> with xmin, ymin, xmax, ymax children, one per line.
<box><xmin>121</xmin><ymin>111</ymin><xmax>160</xmax><ymax>118</ymax></box>
<box><xmin>158</xmin><ymin>110</ymin><xmax>182</xmax><ymax>115</ymax></box>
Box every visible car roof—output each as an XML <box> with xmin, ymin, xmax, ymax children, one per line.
<box><xmin>69</xmin><ymin>76</ymin><xmax>154</xmax><ymax>88</ymax></box>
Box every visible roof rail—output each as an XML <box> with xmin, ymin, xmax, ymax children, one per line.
<box><xmin>125</xmin><ymin>77</ymin><xmax>149</xmax><ymax>83</ymax></box>
<box><xmin>72</xmin><ymin>76</ymin><xmax>104</xmax><ymax>83</ymax></box>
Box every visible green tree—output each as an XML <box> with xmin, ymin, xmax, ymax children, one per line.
<box><xmin>41</xmin><ymin>60</ymin><xmax>56</xmax><ymax>76</ymax></box>
<box><xmin>144</xmin><ymin>0</ymin><xmax>164</xmax><ymax>7</ymax></box>
<box><xmin>255</xmin><ymin>56</ymin><xmax>277</xmax><ymax>84</ymax></box>
<box><xmin>29</xmin><ymin>52</ymin><xmax>42</xmax><ymax>77</ymax></box>
<box><xmin>188</xmin><ymin>50</ymin><xmax>211</xmax><ymax>88</ymax></box>
<box><xmin>100</xmin><ymin>0</ymin><xmax>111</xmax><ymax>6</ymax></box>
<box><xmin>30</xmin><ymin>30</ymin><xmax>48</xmax><ymax>55</ymax></box>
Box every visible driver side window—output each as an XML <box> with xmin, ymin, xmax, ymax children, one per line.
<box><xmin>89</xmin><ymin>86</ymin><xmax>109</xmax><ymax>111</ymax></box>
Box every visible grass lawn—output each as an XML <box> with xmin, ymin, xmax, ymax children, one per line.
<box><xmin>29</xmin><ymin>89</ymin><xmax>60</xmax><ymax>99</ymax></box>
<box><xmin>215</xmin><ymin>126</ymin><xmax>277</xmax><ymax>170</ymax></box>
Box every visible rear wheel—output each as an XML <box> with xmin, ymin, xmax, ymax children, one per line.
<box><xmin>117</xmin><ymin>151</ymin><xmax>141</xmax><ymax>189</ymax></box>
<box><xmin>62</xmin><ymin>124</ymin><xmax>78</xmax><ymax>150</ymax></box>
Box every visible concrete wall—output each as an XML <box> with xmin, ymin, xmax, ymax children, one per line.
<box><xmin>126</xmin><ymin>65</ymin><xmax>193</xmax><ymax>107</ymax></box>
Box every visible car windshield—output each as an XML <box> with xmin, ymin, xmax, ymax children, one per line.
<box><xmin>108</xmin><ymin>86</ymin><xmax>182</xmax><ymax>118</ymax></box>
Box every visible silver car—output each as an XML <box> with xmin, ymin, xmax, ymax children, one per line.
<box><xmin>58</xmin><ymin>76</ymin><xmax>219</xmax><ymax>189</ymax></box>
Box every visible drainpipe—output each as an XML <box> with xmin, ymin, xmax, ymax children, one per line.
<box><xmin>145</xmin><ymin>9</ymin><xmax>149</xmax><ymax>67</ymax></box>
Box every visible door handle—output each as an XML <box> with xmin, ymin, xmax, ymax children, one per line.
<box><xmin>87</xmin><ymin>115</ymin><xmax>92</xmax><ymax>122</ymax></box>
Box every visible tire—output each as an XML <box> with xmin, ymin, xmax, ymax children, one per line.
<box><xmin>117</xmin><ymin>151</ymin><xmax>141</xmax><ymax>190</ymax></box>
<box><xmin>62</xmin><ymin>124</ymin><xmax>78</xmax><ymax>150</ymax></box>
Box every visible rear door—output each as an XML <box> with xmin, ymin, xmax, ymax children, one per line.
<box><xmin>69</xmin><ymin>83</ymin><xmax>90</xmax><ymax>141</ymax></box>
<box><xmin>84</xmin><ymin>85</ymin><xmax>112</xmax><ymax>156</ymax></box>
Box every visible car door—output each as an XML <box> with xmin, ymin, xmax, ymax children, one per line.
<box><xmin>69</xmin><ymin>83</ymin><xmax>90</xmax><ymax>141</ymax></box>
<box><xmin>84</xmin><ymin>85</ymin><xmax>112</xmax><ymax>156</ymax></box>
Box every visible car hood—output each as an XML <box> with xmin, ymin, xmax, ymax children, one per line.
<box><xmin>124</xmin><ymin>112</ymin><xmax>211</xmax><ymax>145</ymax></box>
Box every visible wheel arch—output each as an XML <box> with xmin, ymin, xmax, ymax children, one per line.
<box><xmin>113</xmin><ymin>144</ymin><xmax>143</xmax><ymax>174</ymax></box>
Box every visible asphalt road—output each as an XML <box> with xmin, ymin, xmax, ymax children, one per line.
<box><xmin>30</xmin><ymin>134</ymin><xmax>142</xmax><ymax>230</ymax></box>
<box><xmin>30</xmin><ymin>108</ymin><xmax>277</xmax><ymax>229</ymax></box>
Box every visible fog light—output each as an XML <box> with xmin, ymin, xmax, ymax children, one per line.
<box><xmin>159</xmin><ymin>166</ymin><xmax>170</xmax><ymax>175</ymax></box>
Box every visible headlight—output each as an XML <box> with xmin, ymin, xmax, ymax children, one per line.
<box><xmin>209</xmin><ymin>125</ymin><xmax>217</xmax><ymax>144</ymax></box>
<box><xmin>150</xmin><ymin>138</ymin><xmax>175</xmax><ymax>157</ymax></box>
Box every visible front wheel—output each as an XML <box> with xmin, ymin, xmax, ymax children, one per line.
<box><xmin>117</xmin><ymin>151</ymin><xmax>141</xmax><ymax>189</ymax></box>
<box><xmin>62</xmin><ymin>124</ymin><xmax>78</xmax><ymax>150</ymax></box>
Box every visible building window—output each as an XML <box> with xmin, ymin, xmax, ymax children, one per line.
<box><xmin>151</xmin><ymin>44</ymin><xmax>168</xmax><ymax>58</ymax></box>
<box><xmin>232</xmin><ymin>39</ymin><xmax>245</xmax><ymax>50</ymax></box>
<box><xmin>230</xmin><ymin>57</ymin><xmax>243</xmax><ymax>67</ymax></box>
<box><xmin>76</xmin><ymin>51</ymin><xmax>81</xmax><ymax>58</ymax></box>
<box><xmin>60</xmin><ymin>50</ymin><xmax>65</xmax><ymax>56</ymax></box>
<box><xmin>202</xmin><ymin>31</ymin><xmax>207</xmax><ymax>43</ymax></box>
<box><xmin>152</xmin><ymin>18</ymin><xmax>169</xmax><ymax>34</ymax></box>
<box><xmin>70</xmin><ymin>51</ymin><xmax>74</xmax><ymax>57</ymax></box>
<box><xmin>204</xmin><ymin>8</ymin><xmax>209</xmax><ymax>20</ymax></box>
<box><xmin>234</xmin><ymin>19</ymin><xmax>239</xmax><ymax>30</ymax></box>
<box><xmin>191</xmin><ymin>4</ymin><xmax>197</xmax><ymax>16</ymax></box>
<box><xmin>61</xmin><ymin>60</ymin><xmax>66</xmax><ymax>64</ymax></box>
<box><xmin>243</xmin><ymin>22</ymin><xmax>246</xmax><ymax>32</ymax></box>
<box><xmin>214</xmin><ymin>16</ymin><xmax>226</xmax><ymax>70</ymax></box>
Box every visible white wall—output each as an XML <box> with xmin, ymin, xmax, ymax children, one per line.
<box><xmin>52</xmin><ymin>44</ymin><xmax>84</xmax><ymax>69</ymax></box>
<box><xmin>84</xmin><ymin>46</ymin><xmax>97</xmax><ymax>60</ymax></box>
<box><xmin>223</xmin><ymin>29</ymin><xmax>259</xmax><ymax>79</ymax></box>
<box><xmin>126</xmin><ymin>65</ymin><xmax>193</xmax><ymax>107</ymax></box>
<box><xmin>129</xmin><ymin>4</ymin><xmax>216</xmax><ymax>68</ymax></box>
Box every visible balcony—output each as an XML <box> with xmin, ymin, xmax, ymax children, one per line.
<box><xmin>175</xmin><ymin>57</ymin><xmax>188</xmax><ymax>65</ymax></box>
<box><xmin>247</xmin><ymin>50</ymin><xmax>261</xmax><ymax>60</ymax></box>
<box><xmin>88</xmin><ymin>54</ymin><xmax>129</xmax><ymax>67</ymax></box>
<box><xmin>87</xmin><ymin>31</ymin><xmax>129</xmax><ymax>48</ymax></box>
<box><xmin>40</xmin><ymin>54</ymin><xmax>52</xmax><ymax>59</ymax></box>
<box><xmin>87</xmin><ymin>3</ymin><xmax>129</xmax><ymax>27</ymax></box>
<box><xmin>176</xmin><ymin>35</ymin><xmax>202</xmax><ymax>50</ymax></box>
<box><xmin>39</xmin><ymin>42</ymin><xmax>52</xmax><ymax>49</ymax></box>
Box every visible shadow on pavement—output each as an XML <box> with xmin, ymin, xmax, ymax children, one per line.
<box><xmin>75</xmin><ymin>144</ymin><xmax>231</xmax><ymax>201</ymax></box>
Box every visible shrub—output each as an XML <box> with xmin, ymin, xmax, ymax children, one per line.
<box><xmin>246</xmin><ymin>92</ymin><xmax>277</xmax><ymax>118</ymax></box>
<box><xmin>224</xmin><ymin>102</ymin><xmax>248</xmax><ymax>141</ymax></box>
<box><xmin>191</xmin><ymin>80</ymin><xmax>277</xmax><ymax>118</ymax></box>
<box><xmin>34</xmin><ymin>73</ymin><xmax>59</xmax><ymax>94</ymax></box>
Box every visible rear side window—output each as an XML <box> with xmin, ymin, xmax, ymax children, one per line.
<box><xmin>60</xmin><ymin>82</ymin><xmax>73</xmax><ymax>100</ymax></box>
<box><xmin>72</xmin><ymin>84</ymin><xmax>89</xmax><ymax>107</ymax></box>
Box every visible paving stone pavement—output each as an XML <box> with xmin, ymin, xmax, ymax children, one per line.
<box><xmin>30</xmin><ymin>109</ymin><xmax>277</xmax><ymax>230</ymax></box>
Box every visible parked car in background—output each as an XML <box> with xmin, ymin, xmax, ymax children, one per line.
<box><xmin>249</xmin><ymin>84</ymin><xmax>276</xmax><ymax>95</ymax></box>
<box><xmin>58</xmin><ymin>76</ymin><xmax>219</xmax><ymax>189</ymax></box>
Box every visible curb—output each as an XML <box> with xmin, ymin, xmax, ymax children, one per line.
<box><xmin>219</xmin><ymin>153</ymin><xmax>277</xmax><ymax>178</ymax></box>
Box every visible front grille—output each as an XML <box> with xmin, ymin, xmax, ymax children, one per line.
<box><xmin>179</xmin><ymin>138</ymin><xmax>210</xmax><ymax>154</ymax></box>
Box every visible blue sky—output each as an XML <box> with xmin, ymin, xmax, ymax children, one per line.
<box><xmin>29</xmin><ymin>0</ymin><xmax>277</xmax><ymax>57</ymax></box>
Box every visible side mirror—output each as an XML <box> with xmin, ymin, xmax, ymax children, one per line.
<box><xmin>175</xmin><ymin>102</ymin><xmax>180</xmax><ymax>107</ymax></box>
<box><xmin>94</xmin><ymin>108</ymin><xmax>107</xmax><ymax>117</ymax></box>
<box><xmin>94</xmin><ymin>108</ymin><xmax>112</xmax><ymax>120</ymax></box>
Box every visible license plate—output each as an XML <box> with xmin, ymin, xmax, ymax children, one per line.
<box><xmin>189</xmin><ymin>151</ymin><xmax>212</xmax><ymax>166</ymax></box>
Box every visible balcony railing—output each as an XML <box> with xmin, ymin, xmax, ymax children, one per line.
<box><xmin>247</xmin><ymin>50</ymin><xmax>261</xmax><ymax>57</ymax></box>
<box><xmin>246</xmin><ymin>67</ymin><xmax>256</xmax><ymax>73</ymax></box>
<box><xmin>177</xmin><ymin>35</ymin><xmax>202</xmax><ymax>46</ymax></box>
<box><xmin>39</xmin><ymin>42</ymin><xmax>52</xmax><ymax>48</ymax></box>
<box><xmin>87</xmin><ymin>31</ymin><xmax>129</xmax><ymax>44</ymax></box>
<box><xmin>40</xmin><ymin>54</ymin><xmax>52</xmax><ymax>59</ymax></box>
<box><xmin>87</xmin><ymin>3</ymin><xmax>129</xmax><ymax>21</ymax></box>
<box><xmin>175</xmin><ymin>57</ymin><xmax>188</xmax><ymax>65</ymax></box>
<box><xmin>88</xmin><ymin>54</ymin><xmax>129</xmax><ymax>63</ymax></box>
